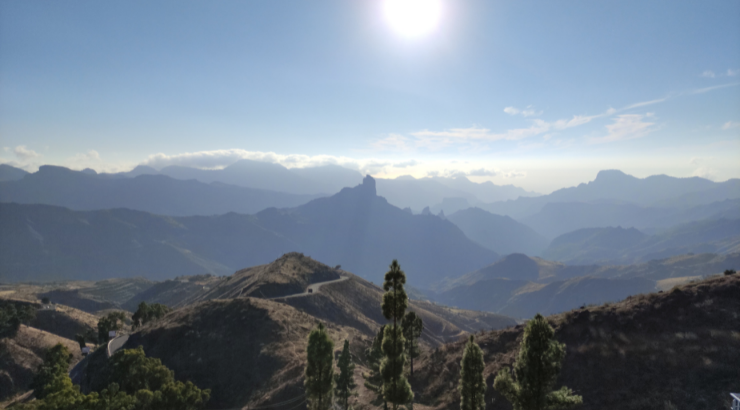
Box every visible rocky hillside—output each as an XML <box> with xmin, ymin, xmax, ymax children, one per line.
<box><xmin>412</xmin><ymin>273</ymin><xmax>740</xmax><ymax>410</ymax></box>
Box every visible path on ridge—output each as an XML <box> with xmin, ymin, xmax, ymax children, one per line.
<box><xmin>268</xmin><ymin>275</ymin><xmax>349</xmax><ymax>300</ymax></box>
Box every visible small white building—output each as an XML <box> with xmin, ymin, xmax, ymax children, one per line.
<box><xmin>108</xmin><ymin>330</ymin><xmax>117</xmax><ymax>339</ymax></box>
<box><xmin>731</xmin><ymin>393</ymin><xmax>740</xmax><ymax>410</ymax></box>
<box><xmin>81</xmin><ymin>346</ymin><xmax>90</xmax><ymax>355</ymax></box>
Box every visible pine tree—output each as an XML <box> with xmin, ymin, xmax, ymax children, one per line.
<box><xmin>380</xmin><ymin>260</ymin><xmax>413</xmax><ymax>410</ymax></box>
<box><xmin>459</xmin><ymin>335</ymin><xmax>486</xmax><ymax>410</ymax></box>
<box><xmin>335</xmin><ymin>340</ymin><xmax>357</xmax><ymax>410</ymax></box>
<box><xmin>305</xmin><ymin>322</ymin><xmax>335</xmax><ymax>410</ymax></box>
<box><xmin>401</xmin><ymin>311</ymin><xmax>423</xmax><ymax>377</ymax></box>
<box><xmin>493</xmin><ymin>314</ymin><xmax>582</xmax><ymax>410</ymax></box>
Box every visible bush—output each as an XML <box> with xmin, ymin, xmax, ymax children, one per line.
<box><xmin>724</xmin><ymin>269</ymin><xmax>736</xmax><ymax>276</ymax></box>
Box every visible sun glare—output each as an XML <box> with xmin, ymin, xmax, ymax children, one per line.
<box><xmin>383</xmin><ymin>0</ymin><xmax>442</xmax><ymax>38</ymax></box>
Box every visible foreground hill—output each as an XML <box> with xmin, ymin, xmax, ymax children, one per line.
<box><xmin>412</xmin><ymin>273</ymin><xmax>740</xmax><ymax>410</ymax></box>
<box><xmin>171</xmin><ymin>253</ymin><xmax>516</xmax><ymax>343</ymax></box>
<box><xmin>0</xmin><ymin>325</ymin><xmax>83</xmax><ymax>402</ymax></box>
<box><xmin>0</xmin><ymin>176</ymin><xmax>497</xmax><ymax>287</ymax></box>
<box><xmin>86</xmin><ymin>254</ymin><xmax>515</xmax><ymax>409</ymax></box>
<box><xmin>0</xmin><ymin>165</ymin><xmax>320</xmax><ymax>216</ymax></box>
<box><xmin>434</xmin><ymin>252</ymin><xmax>739</xmax><ymax>318</ymax></box>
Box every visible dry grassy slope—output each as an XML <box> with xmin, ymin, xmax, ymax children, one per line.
<box><xmin>411</xmin><ymin>274</ymin><xmax>740</xmax><ymax>410</ymax></box>
<box><xmin>117</xmin><ymin>297</ymin><xmax>368</xmax><ymax>410</ymax></box>
<box><xmin>0</xmin><ymin>325</ymin><xmax>83</xmax><ymax>402</ymax></box>
<box><xmin>285</xmin><ymin>273</ymin><xmax>516</xmax><ymax>346</ymax></box>
<box><xmin>196</xmin><ymin>253</ymin><xmax>341</xmax><ymax>301</ymax></box>
<box><xmin>0</xmin><ymin>299</ymin><xmax>98</xmax><ymax>343</ymax></box>
<box><xmin>120</xmin><ymin>274</ymin><xmax>222</xmax><ymax>311</ymax></box>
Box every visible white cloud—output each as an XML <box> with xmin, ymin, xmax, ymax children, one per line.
<box><xmin>70</xmin><ymin>150</ymin><xmax>101</xmax><ymax>162</ymax></box>
<box><xmin>722</xmin><ymin>121</ymin><xmax>740</xmax><ymax>130</ymax></box>
<box><xmin>14</xmin><ymin>145</ymin><xmax>40</xmax><ymax>160</ymax></box>
<box><xmin>504</xmin><ymin>105</ymin><xmax>542</xmax><ymax>117</ymax></box>
<box><xmin>393</xmin><ymin>160</ymin><xmax>418</xmax><ymax>168</ymax></box>
<box><xmin>701</xmin><ymin>70</ymin><xmax>716</xmax><ymax>78</ymax></box>
<box><xmin>501</xmin><ymin>170</ymin><xmax>527</xmax><ymax>178</ymax></box>
<box><xmin>692</xmin><ymin>167</ymin><xmax>717</xmax><ymax>180</ymax></box>
<box><xmin>141</xmin><ymin>149</ymin><xmax>418</xmax><ymax>176</ymax></box>
<box><xmin>589</xmin><ymin>114</ymin><xmax>655</xmax><ymax>144</ymax></box>
<box><xmin>503</xmin><ymin>107</ymin><xmax>520</xmax><ymax>115</ymax></box>
<box><xmin>728</xmin><ymin>69</ymin><xmax>740</xmax><ymax>77</ymax></box>
<box><xmin>467</xmin><ymin>168</ymin><xmax>498</xmax><ymax>177</ymax></box>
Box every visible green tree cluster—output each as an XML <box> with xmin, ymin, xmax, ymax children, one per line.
<box><xmin>305</xmin><ymin>322</ymin><xmax>335</xmax><ymax>410</ymax></box>
<box><xmin>0</xmin><ymin>301</ymin><xmax>36</xmax><ymax>339</ymax></box>
<box><xmin>459</xmin><ymin>335</ymin><xmax>486</xmax><ymax>410</ymax></box>
<box><xmin>131</xmin><ymin>302</ymin><xmax>171</xmax><ymax>329</ymax></box>
<box><xmin>493</xmin><ymin>314</ymin><xmax>582</xmax><ymax>410</ymax></box>
<box><xmin>18</xmin><ymin>344</ymin><xmax>210</xmax><ymax>410</ymax></box>
<box><xmin>335</xmin><ymin>340</ymin><xmax>357</xmax><ymax>410</ymax></box>
<box><xmin>97</xmin><ymin>311</ymin><xmax>127</xmax><ymax>343</ymax></box>
<box><xmin>380</xmin><ymin>260</ymin><xmax>413</xmax><ymax>410</ymax></box>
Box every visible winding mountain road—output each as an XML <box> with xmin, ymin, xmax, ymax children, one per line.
<box><xmin>269</xmin><ymin>275</ymin><xmax>349</xmax><ymax>300</ymax></box>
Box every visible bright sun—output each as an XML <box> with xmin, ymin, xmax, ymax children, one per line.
<box><xmin>383</xmin><ymin>0</ymin><xmax>442</xmax><ymax>38</ymax></box>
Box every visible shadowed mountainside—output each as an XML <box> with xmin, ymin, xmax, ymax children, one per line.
<box><xmin>412</xmin><ymin>273</ymin><xmax>740</xmax><ymax>410</ymax></box>
<box><xmin>446</xmin><ymin>207</ymin><xmax>549</xmax><ymax>255</ymax></box>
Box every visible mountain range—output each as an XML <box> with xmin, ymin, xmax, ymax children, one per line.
<box><xmin>543</xmin><ymin>218</ymin><xmax>740</xmax><ymax>264</ymax></box>
<box><xmin>431</xmin><ymin>252</ymin><xmax>740</xmax><ymax>318</ymax></box>
<box><xmin>0</xmin><ymin>176</ymin><xmax>497</xmax><ymax>287</ymax></box>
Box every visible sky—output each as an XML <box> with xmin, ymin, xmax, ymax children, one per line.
<box><xmin>1</xmin><ymin>0</ymin><xmax>739</xmax><ymax>194</ymax></box>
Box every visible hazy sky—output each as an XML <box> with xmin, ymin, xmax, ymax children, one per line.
<box><xmin>1</xmin><ymin>0</ymin><xmax>739</xmax><ymax>193</ymax></box>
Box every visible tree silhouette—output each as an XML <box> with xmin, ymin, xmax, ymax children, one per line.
<box><xmin>493</xmin><ymin>314</ymin><xmax>582</xmax><ymax>410</ymax></box>
<box><xmin>459</xmin><ymin>335</ymin><xmax>486</xmax><ymax>410</ymax></box>
<box><xmin>335</xmin><ymin>340</ymin><xmax>357</xmax><ymax>409</ymax></box>
<box><xmin>401</xmin><ymin>311</ymin><xmax>423</xmax><ymax>377</ymax></box>
<box><xmin>380</xmin><ymin>260</ymin><xmax>413</xmax><ymax>410</ymax></box>
<box><xmin>305</xmin><ymin>322</ymin><xmax>334</xmax><ymax>410</ymax></box>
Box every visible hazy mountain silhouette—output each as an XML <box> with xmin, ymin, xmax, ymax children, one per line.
<box><xmin>545</xmin><ymin>218</ymin><xmax>740</xmax><ymax>265</ymax></box>
<box><xmin>126</xmin><ymin>159</ymin><xmax>364</xmax><ymax>195</ymax></box>
<box><xmin>482</xmin><ymin>170</ymin><xmax>740</xmax><ymax>219</ymax></box>
<box><xmin>433</xmin><ymin>251</ymin><xmax>740</xmax><ymax>318</ymax></box>
<box><xmin>375</xmin><ymin>175</ymin><xmax>535</xmax><ymax>212</ymax></box>
<box><xmin>0</xmin><ymin>165</ymin><xmax>321</xmax><ymax>216</ymax></box>
<box><xmin>0</xmin><ymin>176</ymin><xmax>498</xmax><ymax>286</ymax></box>
<box><xmin>446</xmin><ymin>207</ymin><xmax>549</xmax><ymax>255</ymax></box>
<box><xmin>250</xmin><ymin>176</ymin><xmax>498</xmax><ymax>285</ymax></box>
<box><xmin>520</xmin><ymin>197</ymin><xmax>740</xmax><ymax>239</ymax></box>
<box><xmin>0</xmin><ymin>164</ymin><xmax>28</xmax><ymax>182</ymax></box>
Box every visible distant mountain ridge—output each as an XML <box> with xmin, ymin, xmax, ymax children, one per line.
<box><xmin>0</xmin><ymin>176</ymin><xmax>497</xmax><ymax>287</ymax></box>
<box><xmin>544</xmin><ymin>218</ymin><xmax>740</xmax><ymax>264</ymax></box>
<box><xmin>432</xmin><ymin>252</ymin><xmax>740</xmax><ymax>318</ymax></box>
<box><xmin>446</xmin><ymin>207</ymin><xmax>549</xmax><ymax>255</ymax></box>
<box><xmin>0</xmin><ymin>165</ymin><xmax>321</xmax><ymax>216</ymax></box>
<box><xmin>482</xmin><ymin>170</ymin><xmax>740</xmax><ymax>220</ymax></box>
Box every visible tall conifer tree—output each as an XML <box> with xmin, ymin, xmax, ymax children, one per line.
<box><xmin>305</xmin><ymin>322</ymin><xmax>335</xmax><ymax>410</ymax></box>
<box><xmin>459</xmin><ymin>335</ymin><xmax>486</xmax><ymax>410</ymax></box>
<box><xmin>380</xmin><ymin>260</ymin><xmax>413</xmax><ymax>410</ymax></box>
<box><xmin>401</xmin><ymin>311</ymin><xmax>423</xmax><ymax>377</ymax></box>
<box><xmin>335</xmin><ymin>340</ymin><xmax>357</xmax><ymax>410</ymax></box>
<box><xmin>493</xmin><ymin>314</ymin><xmax>582</xmax><ymax>410</ymax></box>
